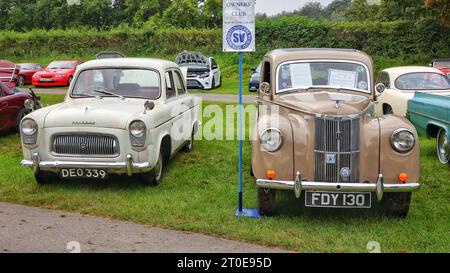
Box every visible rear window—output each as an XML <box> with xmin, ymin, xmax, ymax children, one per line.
<box><xmin>395</xmin><ymin>73</ymin><xmax>450</xmax><ymax>90</ymax></box>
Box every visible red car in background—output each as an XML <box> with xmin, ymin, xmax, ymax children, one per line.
<box><xmin>0</xmin><ymin>81</ymin><xmax>40</xmax><ymax>132</ymax></box>
<box><xmin>17</xmin><ymin>63</ymin><xmax>45</xmax><ymax>86</ymax></box>
<box><xmin>0</xmin><ymin>60</ymin><xmax>19</xmax><ymax>89</ymax></box>
<box><xmin>32</xmin><ymin>60</ymin><xmax>81</xmax><ymax>87</ymax></box>
<box><xmin>430</xmin><ymin>58</ymin><xmax>450</xmax><ymax>78</ymax></box>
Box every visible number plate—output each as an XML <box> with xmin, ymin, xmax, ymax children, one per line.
<box><xmin>60</xmin><ymin>169</ymin><xmax>108</xmax><ymax>180</ymax></box>
<box><xmin>305</xmin><ymin>191</ymin><xmax>371</xmax><ymax>208</ymax></box>
<box><xmin>40</xmin><ymin>78</ymin><xmax>53</xmax><ymax>82</ymax></box>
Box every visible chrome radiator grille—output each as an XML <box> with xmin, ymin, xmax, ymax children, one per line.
<box><xmin>314</xmin><ymin>116</ymin><xmax>360</xmax><ymax>183</ymax></box>
<box><xmin>52</xmin><ymin>134</ymin><xmax>119</xmax><ymax>157</ymax></box>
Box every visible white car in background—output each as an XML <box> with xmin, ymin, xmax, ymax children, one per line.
<box><xmin>175</xmin><ymin>51</ymin><xmax>221</xmax><ymax>90</ymax></box>
<box><xmin>375</xmin><ymin>66</ymin><xmax>450</xmax><ymax>117</ymax></box>
<box><xmin>20</xmin><ymin>58</ymin><xmax>200</xmax><ymax>186</ymax></box>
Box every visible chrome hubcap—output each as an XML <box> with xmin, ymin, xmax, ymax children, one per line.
<box><xmin>437</xmin><ymin>130</ymin><xmax>449</xmax><ymax>164</ymax></box>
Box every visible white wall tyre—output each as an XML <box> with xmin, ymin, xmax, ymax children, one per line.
<box><xmin>436</xmin><ymin>129</ymin><xmax>449</xmax><ymax>165</ymax></box>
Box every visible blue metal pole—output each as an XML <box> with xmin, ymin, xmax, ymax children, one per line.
<box><xmin>238</xmin><ymin>52</ymin><xmax>243</xmax><ymax>213</ymax></box>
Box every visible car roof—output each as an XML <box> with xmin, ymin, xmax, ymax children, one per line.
<box><xmin>78</xmin><ymin>58</ymin><xmax>179</xmax><ymax>71</ymax></box>
<box><xmin>382</xmin><ymin>66</ymin><xmax>445</xmax><ymax>78</ymax></box>
<box><xmin>265</xmin><ymin>48</ymin><xmax>373</xmax><ymax>68</ymax></box>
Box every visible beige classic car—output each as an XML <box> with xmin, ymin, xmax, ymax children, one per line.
<box><xmin>252</xmin><ymin>48</ymin><xmax>421</xmax><ymax>217</ymax></box>
<box><xmin>20</xmin><ymin>58</ymin><xmax>200</xmax><ymax>186</ymax></box>
<box><xmin>375</xmin><ymin>66</ymin><xmax>450</xmax><ymax>117</ymax></box>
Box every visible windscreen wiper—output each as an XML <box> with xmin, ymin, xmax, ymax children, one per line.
<box><xmin>93</xmin><ymin>89</ymin><xmax>125</xmax><ymax>100</ymax></box>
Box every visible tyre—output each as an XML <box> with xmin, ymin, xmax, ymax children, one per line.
<box><xmin>183</xmin><ymin>128</ymin><xmax>195</xmax><ymax>153</ymax></box>
<box><xmin>383</xmin><ymin>104</ymin><xmax>394</xmax><ymax>115</ymax></box>
<box><xmin>382</xmin><ymin>192</ymin><xmax>412</xmax><ymax>218</ymax></box>
<box><xmin>15</xmin><ymin>108</ymin><xmax>29</xmax><ymax>132</ymax></box>
<box><xmin>436</xmin><ymin>128</ymin><xmax>449</xmax><ymax>165</ymax></box>
<box><xmin>140</xmin><ymin>151</ymin><xmax>164</xmax><ymax>187</ymax></box>
<box><xmin>17</xmin><ymin>75</ymin><xmax>25</xmax><ymax>86</ymax></box>
<box><xmin>35</xmin><ymin>171</ymin><xmax>58</xmax><ymax>185</ymax></box>
<box><xmin>257</xmin><ymin>188</ymin><xmax>276</xmax><ymax>216</ymax></box>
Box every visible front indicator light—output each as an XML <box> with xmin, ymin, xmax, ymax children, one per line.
<box><xmin>398</xmin><ymin>173</ymin><xmax>408</xmax><ymax>183</ymax></box>
<box><xmin>266</xmin><ymin>170</ymin><xmax>276</xmax><ymax>180</ymax></box>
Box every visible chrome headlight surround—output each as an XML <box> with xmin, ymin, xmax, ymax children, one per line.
<box><xmin>260</xmin><ymin>128</ymin><xmax>283</xmax><ymax>152</ymax></box>
<box><xmin>21</xmin><ymin>118</ymin><xmax>38</xmax><ymax>146</ymax></box>
<box><xmin>391</xmin><ymin>128</ymin><xmax>416</xmax><ymax>154</ymax></box>
<box><xmin>129</xmin><ymin>120</ymin><xmax>147</xmax><ymax>147</ymax></box>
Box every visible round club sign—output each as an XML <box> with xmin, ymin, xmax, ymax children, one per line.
<box><xmin>226</xmin><ymin>25</ymin><xmax>253</xmax><ymax>51</ymax></box>
<box><xmin>223</xmin><ymin>1</ymin><xmax>255</xmax><ymax>52</ymax></box>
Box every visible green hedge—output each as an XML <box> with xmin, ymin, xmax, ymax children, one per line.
<box><xmin>0</xmin><ymin>16</ymin><xmax>448</xmax><ymax>60</ymax></box>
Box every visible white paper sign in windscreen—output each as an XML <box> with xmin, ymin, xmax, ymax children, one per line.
<box><xmin>328</xmin><ymin>69</ymin><xmax>358</xmax><ymax>89</ymax></box>
<box><xmin>290</xmin><ymin>63</ymin><xmax>313</xmax><ymax>88</ymax></box>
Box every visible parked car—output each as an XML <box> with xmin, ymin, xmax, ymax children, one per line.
<box><xmin>175</xmin><ymin>52</ymin><xmax>221</xmax><ymax>90</ymax></box>
<box><xmin>0</xmin><ymin>60</ymin><xmax>19</xmax><ymax>89</ymax></box>
<box><xmin>249</xmin><ymin>63</ymin><xmax>261</xmax><ymax>92</ymax></box>
<box><xmin>32</xmin><ymin>60</ymin><xmax>81</xmax><ymax>87</ymax></box>
<box><xmin>375</xmin><ymin>66</ymin><xmax>450</xmax><ymax>117</ymax></box>
<box><xmin>430</xmin><ymin>58</ymin><xmax>450</xmax><ymax>78</ymax></box>
<box><xmin>408</xmin><ymin>92</ymin><xmax>450</xmax><ymax>166</ymax></box>
<box><xmin>17</xmin><ymin>63</ymin><xmax>45</xmax><ymax>86</ymax></box>
<box><xmin>20</xmin><ymin>58</ymin><xmax>200</xmax><ymax>186</ymax></box>
<box><xmin>0</xmin><ymin>82</ymin><xmax>41</xmax><ymax>132</ymax></box>
<box><xmin>252</xmin><ymin>48</ymin><xmax>421</xmax><ymax>217</ymax></box>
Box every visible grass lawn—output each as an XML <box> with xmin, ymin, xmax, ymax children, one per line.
<box><xmin>0</xmin><ymin>94</ymin><xmax>448</xmax><ymax>253</ymax></box>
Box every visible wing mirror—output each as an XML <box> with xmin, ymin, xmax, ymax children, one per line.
<box><xmin>144</xmin><ymin>100</ymin><xmax>155</xmax><ymax>114</ymax></box>
<box><xmin>375</xmin><ymin>83</ymin><xmax>386</xmax><ymax>94</ymax></box>
<box><xmin>24</xmin><ymin>99</ymin><xmax>35</xmax><ymax>111</ymax></box>
<box><xmin>260</xmin><ymin>82</ymin><xmax>271</xmax><ymax>96</ymax></box>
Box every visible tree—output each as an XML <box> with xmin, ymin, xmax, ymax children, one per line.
<box><xmin>296</xmin><ymin>1</ymin><xmax>324</xmax><ymax>19</ymax></box>
<box><xmin>425</xmin><ymin>0</ymin><xmax>450</xmax><ymax>26</ymax></box>
<box><xmin>378</xmin><ymin>0</ymin><xmax>427</xmax><ymax>21</ymax></box>
<box><xmin>202</xmin><ymin>0</ymin><xmax>222</xmax><ymax>28</ymax></box>
<box><xmin>162</xmin><ymin>0</ymin><xmax>200</xmax><ymax>28</ymax></box>
<box><xmin>323</xmin><ymin>0</ymin><xmax>351</xmax><ymax>21</ymax></box>
<box><xmin>344</xmin><ymin>0</ymin><xmax>379</xmax><ymax>21</ymax></box>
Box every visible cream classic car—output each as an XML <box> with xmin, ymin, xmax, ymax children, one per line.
<box><xmin>375</xmin><ymin>66</ymin><xmax>450</xmax><ymax>117</ymax></box>
<box><xmin>20</xmin><ymin>58</ymin><xmax>200</xmax><ymax>186</ymax></box>
<box><xmin>252</xmin><ymin>49</ymin><xmax>421</xmax><ymax>217</ymax></box>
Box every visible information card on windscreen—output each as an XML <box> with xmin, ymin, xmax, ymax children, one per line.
<box><xmin>328</xmin><ymin>69</ymin><xmax>358</xmax><ymax>89</ymax></box>
<box><xmin>290</xmin><ymin>63</ymin><xmax>313</xmax><ymax>88</ymax></box>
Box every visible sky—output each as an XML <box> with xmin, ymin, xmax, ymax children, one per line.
<box><xmin>255</xmin><ymin>0</ymin><xmax>334</xmax><ymax>16</ymax></box>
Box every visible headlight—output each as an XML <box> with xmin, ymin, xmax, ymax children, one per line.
<box><xmin>130</xmin><ymin>121</ymin><xmax>146</xmax><ymax>137</ymax></box>
<box><xmin>391</xmin><ymin>128</ymin><xmax>415</xmax><ymax>153</ymax></box>
<box><xmin>129</xmin><ymin>120</ymin><xmax>146</xmax><ymax>147</ymax></box>
<box><xmin>21</xmin><ymin>119</ymin><xmax>38</xmax><ymax>136</ymax></box>
<box><xmin>260</xmin><ymin>128</ymin><xmax>283</xmax><ymax>152</ymax></box>
<box><xmin>199</xmin><ymin>72</ymin><xmax>210</xmax><ymax>78</ymax></box>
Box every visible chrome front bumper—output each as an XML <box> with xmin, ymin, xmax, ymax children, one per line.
<box><xmin>257</xmin><ymin>172</ymin><xmax>421</xmax><ymax>201</ymax></box>
<box><xmin>21</xmin><ymin>153</ymin><xmax>152</xmax><ymax>177</ymax></box>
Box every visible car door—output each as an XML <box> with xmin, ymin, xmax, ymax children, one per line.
<box><xmin>210</xmin><ymin>58</ymin><xmax>220</xmax><ymax>87</ymax></box>
<box><xmin>164</xmin><ymin>70</ymin><xmax>186</xmax><ymax>151</ymax></box>
<box><xmin>0</xmin><ymin>84</ymin><xmax>15</xmax><ymax>131</ymax></box>
<box><xmin>172</xmin><ymin>69</ymin><xmax>194</xmax><ymax>141</ymax></box>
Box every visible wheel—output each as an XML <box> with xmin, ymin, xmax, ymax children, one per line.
<box><xmin>15</xmin><ymin>108</ymin><xmax>29</xmax><ymax>132</ymax></box>
<box><xmin>382</xmin><ymin>193</ymin><xmax>412</xmax><ymax>218</ymax></box>
<box><xmin>183</xmin><ymin>128</ymin><xmax>195</xmax><ymax>153</ymax></box>
<box><xmin>17</xmin><ymin>75</ymin><xmax>25</xmax><ymax>86</ymax></box>
<box><xmin>257</xmin><ymin>188</ymin><xmax>276</xmax><ymax>216</ymax></box>
<box><xmin>140</xmin><ymin>151</ymin><xmax>164</xmax><ymax>187</ymax></box>
<box><xmin>383</xmin><ymin>104</ymin><xmax>393</xmax><ymax>115</ymax></box>
<box><xmin>436</xmin><ymin>129</ymin><xmax>449</xmax><ymax>165</ymax></box>
<box><xmin>35</xmin><ymin>171</ymin><xmax>58</xmax><ymax>185</ymax></box>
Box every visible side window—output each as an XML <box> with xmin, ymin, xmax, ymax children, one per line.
<box><xmin>35</xmin><ymin>64</ymin><xmax>42</xmax><ymax>69</ymax></box>
<box><xmin>173</xmin><ymin>71</ymin><xmax>186</xmax><ymax>95</ymax></box>
<box><xmin>263</xmin><ymin>61</ymin><xmax>271</xmax><ymax>84</ymax></box>
<box><xmin>165</xmin><ymin>71</ymin><xmax>176</xmax><ymax>99</ymax></box>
